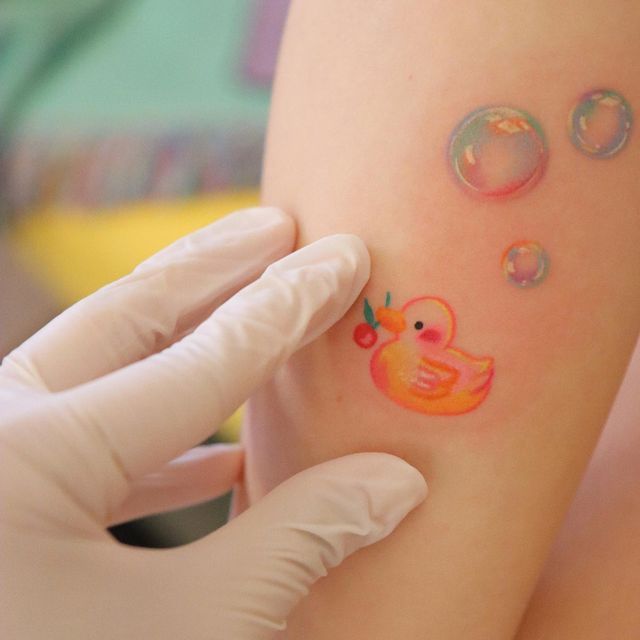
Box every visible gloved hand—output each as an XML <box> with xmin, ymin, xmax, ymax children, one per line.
<box><xmin>0</xmin><ymin>207</ymin><xmax>427</xmax><ymax>640</ymax></box>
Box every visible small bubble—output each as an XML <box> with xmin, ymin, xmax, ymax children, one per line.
<box><xmin>502</xmin><ymin>241</ymin><xmax>549</xmax><ymax>288</ymax></box>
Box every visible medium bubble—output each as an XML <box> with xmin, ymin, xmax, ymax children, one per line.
<box><xmin>569</xmin><ymin>89</ymin><xmax>633</xmax><ymax>158</ymax></box>
<box><xmin>449</xmin><ymin>106</ymin><xmax>547</xmax><ymax>198</ymax></box>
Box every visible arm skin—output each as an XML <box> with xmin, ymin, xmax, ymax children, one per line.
<box><xmin>516</xmin><ymin>336</ymin><xmax>640</xmax><ymax>639</ymax></box>
<box><xmin>237</xmin><ymin>2</ymin><xmax>640</xmax><ymax>638</ymax></box>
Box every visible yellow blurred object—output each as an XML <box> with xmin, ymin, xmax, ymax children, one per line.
<box><xmin>218</xmin><ymin>406</ymin><xmax>244</xmax><ymax>442</ymax></box>
<box><xmin>10</xmin><ymin>190</ymin><xmax>260</xmax><ymax>305</ymax></box>
<box><xmin>9</xmin><ymin>189</ymin><xmax>260</xmax><ymax>442</ymax></box>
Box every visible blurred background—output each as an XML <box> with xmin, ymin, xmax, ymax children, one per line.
<box><xmin>0</xmin><ymin>0</ymin><xmax>290</xmax><ymax>546</ymax></box>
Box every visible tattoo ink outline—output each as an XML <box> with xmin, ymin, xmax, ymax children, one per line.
<box><xmin>354</xmin><ymin>294</ymin><xmax>494</xmax><ymax>416</ymax></box>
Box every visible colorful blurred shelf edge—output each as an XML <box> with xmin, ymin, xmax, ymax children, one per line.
<box><xmin>1</xmin><ymin>0</ymin><xmax>289</xmax><ymax>219</ymax></box>
<box><xmin>0</xmin><ymin>1</ymin><xmax>291</xmax><ymax>443</ymax></box>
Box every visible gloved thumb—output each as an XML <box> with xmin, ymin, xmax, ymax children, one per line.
<box><xmin>176</xmin><ymin>453</ymin><xmax>427</xmax><ymax>640</ymax></box>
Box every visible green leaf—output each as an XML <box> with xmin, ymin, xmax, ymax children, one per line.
<box><xmin>363</xmin><ymin>298</ymin><xmax>375</xmax><ymax>326</ymax></box>
<box><xmin>385</xmin><ymin>291</ymin><xmax>391</xmax><ymax>307</ymax></box>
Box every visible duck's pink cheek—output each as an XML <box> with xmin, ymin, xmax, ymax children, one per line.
<box><xmin>419</xmin><ymin>328</ymin><xmax>443</xmax><ymax>343</ymax></box>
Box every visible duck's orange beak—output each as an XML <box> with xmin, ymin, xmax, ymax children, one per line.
<box><xmin>376</xmin><ymin>307</ymin><xmax>406</xmax><ymax>334</ymax></box>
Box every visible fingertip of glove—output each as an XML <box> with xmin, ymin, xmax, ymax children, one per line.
<box><xmin>361</xmin><ymin>453</ymin><xmax>428</xmax><ymax>542</ymax></box>
<box><xmin>313</xmin><ymin>232</ymin><xmax>371</xmax><ymax>279</ymax></box>
<box><xmin>329</xmin><ymin>233</ymin><xmax>371</xmax><ymax>299</ymax></box>
<box><xmin>315</xmin><ymin>452</ymin><xmax>428</xmax><ymax>544</ymax></box>
<box><xmin>348</xmin><ymin>451</ymin><xmax>428</xmax><ymax>509</ymax></box>
<box><xmin>228</xmin><ymin>206</ymin><xmax>296</xmax><ymax>238</ymax></box>
<box><xmin>265</xmin><ymin>232</ymin><xmax>369</xmax><ymax>272</ymax></box>
<box><xmin>263</xmin><ymin>232</ymin><xmax>371</xmax><ymax>310</ymax></box>
<box><xmin>375</xmin><ymin>452</ymin><xmax>429</xmax><ymax>504</ymax></box>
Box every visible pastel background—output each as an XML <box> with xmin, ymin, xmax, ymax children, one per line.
<box><xmin>0</xmin><ymin>0</ymin><xmax>289</xmax><ymax>547</ymax></box>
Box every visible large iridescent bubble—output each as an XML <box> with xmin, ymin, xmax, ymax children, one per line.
<box><xmin>568</xmin><ymin>89</ymin><xmax>633</xmax><ymax>158</ymax></box>
<box><xmin>449</xmin><ymin>106</ymin><xmax>548</xmax><ymax>198</ymax></box>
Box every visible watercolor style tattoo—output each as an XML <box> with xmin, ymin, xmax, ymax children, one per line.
<box><xmin>569</xmin><ymin>89</ymin><xmax>633</xmax><ymax>158</ymax></box>
<box><xmin>502</xmin><ymin>241</ymin><xmax>550</xmax><ymax>288</ymax></box>
<box><xmin>354</xmin><ymin>293</ymin><xmax>494</xmax><ymax>415</ymax></box>
<box><xmin>449</xmin><ymin>106</ymin><xmax>548</xmax><ymax>198</ymax></box>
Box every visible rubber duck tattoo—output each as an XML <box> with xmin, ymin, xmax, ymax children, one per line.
<box><xmin>354</xmin><ymin>293</ymin><xmax>494</xmax><ymax>415</ymax></box>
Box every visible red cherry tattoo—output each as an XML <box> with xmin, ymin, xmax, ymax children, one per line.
<box><xmin>353</xmin><ymin>322</ymin><xmax>378</xmax><ymax>349</ymax></box>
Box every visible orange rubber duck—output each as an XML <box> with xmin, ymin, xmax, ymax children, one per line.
<box><xmin>361</xmin><ymin>296</ymin><xmax>494</xmax><ymax>415</ymax></box>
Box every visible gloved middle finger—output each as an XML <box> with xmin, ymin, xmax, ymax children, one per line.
<box><xmin>0</xmin><ymin>207</ymin><xmax>294</xmax><ymax>392</ymax></box>
<box><xmin>55</xmin><ymin>234</ymin><xmax>370</xmax><ymax>486</ymax></box>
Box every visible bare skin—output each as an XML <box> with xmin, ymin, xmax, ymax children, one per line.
<box><xmin>235</xmin><ymin>2</ymin><xmax>640</xmax><ymax>638</ymax></box>
<box><xmin>516</xmin><ymin>337</ymin><xmax>640</xmax><ymax>638</ymax></box>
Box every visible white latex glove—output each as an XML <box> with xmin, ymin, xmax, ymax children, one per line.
<box><xmin>0</xmin><ymin>207</ymin><xmax>427</xmax><ymax>640</ymax></box>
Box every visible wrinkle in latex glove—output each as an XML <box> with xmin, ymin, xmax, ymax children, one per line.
<box><xmin>0</xmin><ymin>206</ymin><xmax>428</xmax><ymax>640</ymax></box>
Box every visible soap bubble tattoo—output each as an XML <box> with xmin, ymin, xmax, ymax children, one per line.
<box><xmin>502</xmin><ymin>241</ymin><xmax>550</xmax><ymax>289</ymax></box>
<box><xmin>449</xmin><ymin>105</ymin><xmax>548</xmax><ymax>199</ymax></box>
<box><xmin>569</xmin><ymin>89</ymin><xmax>633</xmax><ymax>158</ymax></box>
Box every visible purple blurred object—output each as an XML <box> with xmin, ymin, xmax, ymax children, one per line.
<box><xmin>2</xmin><ymin>127</ymin><xmax>265</xmax><ymax>216</ymax></box>
<box><xmin>244</xmin><ymin>0</ymin><xmax>290</xmax><ymax>86</ymax></box>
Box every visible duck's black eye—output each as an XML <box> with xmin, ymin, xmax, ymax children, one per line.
<box><xmin>414</xmin><ymin>321</ymin><xmax>424</xmax><ymax>330</ymax></box>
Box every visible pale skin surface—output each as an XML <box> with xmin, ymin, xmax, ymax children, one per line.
<box><xmin>236</xmin><ymin>1</ymin><xmax>640</xmax><ymax>638</ymax></box>
<box><xmin>517</xmin><ymin>336</ymin><xmax>640</xmax><ymax>638</ymax></box>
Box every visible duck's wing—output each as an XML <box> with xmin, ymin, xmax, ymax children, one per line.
<box><xmin>410</xmin><ymin>357</ymin><xmax>459</xmax><ymax>398</ymax></box>
<box><xmin>446</xmin><ymin>348</ymin><xmax>494</xmax><ymax>374</ymax></box>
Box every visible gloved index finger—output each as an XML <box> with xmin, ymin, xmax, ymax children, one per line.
<box><xmin>0</xmin><ymin>207</ymin><xmax>294</xmax><ymax>392</ymax></box>
<box><xmin>56</xmin><ymin>234</ymin><xmax>370</xmax><ymax>483</ymax></box>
